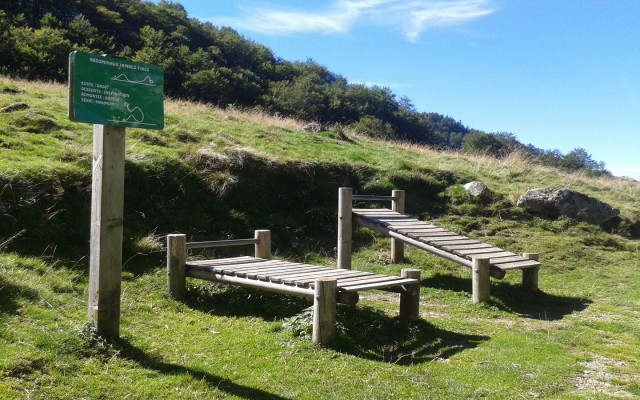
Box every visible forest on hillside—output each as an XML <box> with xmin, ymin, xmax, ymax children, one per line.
<box><xmin>0</xmin><ymin>0</ymin><xmax>608</xmax><ymax>176</ymax></box>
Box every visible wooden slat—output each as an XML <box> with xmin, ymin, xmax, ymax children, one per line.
<box><xmin>221</xmin><ymin>260</ymin><xmax>297</xmax><ymax>271</ymax></box>
<box><xmin>187</xmin><ymin>256</ymin><xmax>259</xmax><ymax>266</ymax></box>
<box><xmin>265</xmin><ymin>268</ymin><xmax>336</xmax><ymax>283</ymax></box>
<box><xmin>488</xmin><ymin>255</ymin><xmax>528</xmax><ymax>264</ymax></box>
<box><xmin>392</xmin><ymin>225</ymin><xmax>446</xmax><ymax>230</ymax></box>
<box><xmin>257</xmin><ymin>265</ymin><xmax>327</xmax><ymax>278</ymax></box>
<box><xmin>404</xmin><ymin>231</ymin><xmax>458</xmax><ymax>238</ymax></box>
<box><xmin>462</xmin><ymin>251</ymin><xmax>515</xmax><ymax>259</ymax></box>
<box><xmin>291</xmin><ymin>271</ymin><xmax>378</xmax><ymax>287</ymax></box>
<box><xmin>352</xmin><ymin>214</ymin><xmax>396</xmax><ymax>219</ymax></box>
<box><xmin>494</xmin><ymin>260</ymin><xmax>541</xmax><ymax>270</ymax></box>
<box><xmin>239</xmin><ymin>264</ymin><xmax>313</xmax><ymax>276</ymax></box>
<box><xmin>331</xmin><ymin>274</ymin><xmax>392</xmax><ymax>284</ymax></box>
<box><xmin>362</xmin><ymin>219</ymin><xmax>390</xmax><ymax>226</ymax></box>
<box><xmin>352</xmin><ymin>194</ymin><xmax>394</xmax><ymax>201</ymax></box>
<box><xmin>280</xmin><ymin>270</ymin><xmax>346</xmax><ymax>285</ymax></box>
<box><xmin>375</xmin><ymin>221</ymin><xmax>418</xmax><ymax>228</ymax></box>
<box><xmin>355</xmin><ymin>214</ymin><xmax>405</xmax><ymax>220</ymax></box>
<box><xmin>200</xmin><ymin>259</ymin><xmax>280</xmax><ymax>270</ymax></box>
<box><xmin>394</xmin><ymin>226</ymin><xmax>445</xmax><ymax>232</ymax></box>
<box><xmin>430</xmin><ymin>239</ymin><xmax>480</xmax><ymax>246</ymax></box>
<box><xmin>340</xmin><ymin>278</ymin><xmax>419</xmax><ymax>292</ymax></box>
<box><xmin>353</xmin><ymin>208</ymin><xmax>397</xmax><ymax>214</ymax></box>
<box><xmin>455</xmin><ymin>247</ymin><xmax>505</xmax><ymax>256</ymax></box>
<box><xmin>251</xmin><ymin>266</ymin><xmax>326</xmax><ymax>280</ymax></box>
<box><xmin>293</xmin><ymin>271</ymin><xmax>375</xmax><ymax>285</ymax></box>
<box><xmin>419</xmin><ymin>235</ymin><xmax>469</xmax><ymax>242</ymax></box>
<box><xmin>230</xmin><ymin>261</ymin><xmax>307</xmax><ymax>272</ymax></box>
<box><xmin>189</xmin><ymin>260</ymin><xmax>280</xmax><ymax>274</ymax></box>
<box><xmin>357</xmin><ymin>211</ymin><xmax>417</xmax><ymax>217</ymax></box>
<box><xmin>221</xmin><ymin>264</ymin><xmax>297</xmax><ymax>277</ymax></box>
<box><xmin>215</xmin><ymin>261</ymin><xmax>296</xmax><ymax>275</ymax></box>
<box><xmin>378</xmin><ymin>218</ymin><xmax>421</xmax><ymax>223</ymax></box>
<box><xmin>334</xmin><ymin>275</ymin><xmax>400</xmax><ymax>287</ymax></box>
<box><xmin>441</xmin><ymin>243</ymin><xmax>493</xmax><ymax>251</ymax></box>
<box><xmin>186</xmin><ymin>238</ymin><xmax>258</xmax><ymax>250</ymax></box>
<box><xmin>270</xmin><ymin>267</ymin><xmax>334</xmax><ymax>281</ymax></box>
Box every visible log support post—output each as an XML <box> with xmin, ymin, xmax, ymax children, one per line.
<box><xmin>312</xmin><ymin>277</ymin><xmax>337</xmax><ymax>345</ymax></box>
<box><xmin>167</xmin><ymin>234</ymin><xmax>187</xmax><ymax>300</ymax></box>
<box><xmin>521</xmin><ymin>253</ymin><xmax>540</xmax><ymax>292</ymax></box>
<box><xmin>337</xmin><ymin>187</ymin><xmax>352</xmax><ymax>269</ymax></box>
<box><xmin>88</xmin><ymin>124</ymin><xmax>125</xmax><ymax>338</ymax></box>
<box><xmin>391</xmin><ymin>189</ymin><xmax>405</xmax><ymax>263</ymax></box>
<box><xmin>254</xmin><ymin>230</ymin><xmax>271</xmax><ymax>259</ymax></box>
<box><xmin>399</xmin><ymin>268</ymin><xmax>421</xmax><ymax>321</ymax></box>
<box><xmin>472</xmin><ymin>256</ymin><xmax>491</xmax><ymax>303</ymax></box>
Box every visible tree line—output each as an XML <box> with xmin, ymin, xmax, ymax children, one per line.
<box><xmin>0</xmin><ymin>0</ymin><xmax>609</xmax><ymax>176</ymax></box>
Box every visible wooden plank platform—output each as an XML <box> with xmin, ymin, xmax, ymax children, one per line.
<box><xmin>170</xmin><ymin>229</ymin><xmax>423</xmax><ymax>344</ymax></box>
<box><xmin>353</xmin><ymin>208</ymin><xmax>541</xmax><ymax>276</ymax></box>
<box><xmin>185</xmin><ymin>257</ymin><xmax>419</xmax><ymax>297</ymax></box>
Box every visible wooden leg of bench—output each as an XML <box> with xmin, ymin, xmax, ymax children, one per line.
<box><xmin>313</xmin><ymin>277</ymin><xmax>337</xmax><ymax>344</ymax></box>
<box><xmin>472</xmin><ymin>257</ymin><xmax>491</xmax><ymax>303</ymax></box>
<box><xmin>254</xmin><ymin>230</ymin><xmax>271</xmax><ymax>259</ymax></box>
<box><xmin>167</xmin><ymin>234</ymin><xmax>186</xmax><ymax>300</ymax></box>
<box><xmin>399</xmin><ymin>268</ymin><xmax>421</xmax><ymax>321</ymax></box>
<box><xmin>391</xmin><ymin>239</ymin><xmax>404</xmax><ymax>264</ymax></box>
<box><xmin>521</xmin><ymin>253</ymin><xmax>540</xmax><ymax>292</ymax></box>
<box><xmin>391</xmin><ymin>190</ymin><xmax>405</xmax><ymax>263</ymax></box>
<box><xmin>337</xmin><ymin>187</ymin><xmax>352</xmax><ymax>270</ymax></box>
<box><xmin>522</xmin><ymin>267</ymin><xmax>539</xmax><ymax>292</ymax></box>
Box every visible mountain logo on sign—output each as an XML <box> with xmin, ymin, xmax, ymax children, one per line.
<box><xmin>111</xmin><ymin>74</ymin><xmax>156</xmax><ymax>86</ymax></box>
<box><xmin>108</xmin><ymin>102</ymin><xmax>156</xmax><ymax>126</ymax></box>
<box><xmin>121</xmin><ymin>102</ymin><xmax>144</xmax><ymax>123</ymax></box>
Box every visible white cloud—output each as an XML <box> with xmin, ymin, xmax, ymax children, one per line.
<box><xmin>207</xmin><ymin>0</ymin><xmax>494</xmax><ymax>41</ymax></box>
<box><xmin>404</xmin><ymin>1</ymin><xmax>495</xmax><ymax>42</ymax></box>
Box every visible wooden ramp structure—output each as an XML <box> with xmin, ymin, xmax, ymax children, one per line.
<box><xmin>167</xmin><ymin>230</ymin><xmax>420</xmax><ymax>344</ymax></box>
<box><xmin>337</xmin><ymin>187</ymin><xmax>541</xmax><ymax>303</ymax></box>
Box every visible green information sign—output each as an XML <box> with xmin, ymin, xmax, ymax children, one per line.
<box><xmin>68</xmin><ymin>51</ymin><xmax>164</xmax><ymax>129</ymax></box>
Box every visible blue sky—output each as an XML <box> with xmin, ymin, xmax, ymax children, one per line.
<box><xmin>164</xmin><ymin>0</ymin><xmax>639</xmax><ymax>179</ymax></box>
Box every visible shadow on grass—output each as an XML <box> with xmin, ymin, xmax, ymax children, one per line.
<box><xmin>0</xmin><ymin>276</ymin><xmax>39</xmax><ymax>318</ymax></box>
<box><xmin>330</xmin><ymin>305</ymin><xmax>489</xmax><ymax>365</ymax></box>
<box><xmin>421</xmin><ymin>273</ymin><xmax>592</xmax><ymax>320</ymax></box>
<box><xmin>185</xmin><ymin>284</ymin><xmax>312</xmax><ymax>320</ymax></box>
<box><xmin>114</xmin><ymin>339</ymin><xmax>290</xmax><ymax>400</ymax></box>
<box><xmin>183</xmin><ymin>283</ymin><xmax>488</xmax><ymax>365</ymax></box>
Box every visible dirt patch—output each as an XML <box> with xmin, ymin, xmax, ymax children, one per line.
<box><xmin>573</xmin><ymin>356</ymin><xmax>634</xmax><ymax>398</ymax></box>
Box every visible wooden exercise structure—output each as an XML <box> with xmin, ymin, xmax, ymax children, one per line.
<box><xmin>337</xmin><ymin>187</ymin><xmax>541</xmax><ymax>303</ymax></box>
<box><xmin>167</xmin><ymin>230</ymin><xmax>421</xmax><ymax>344</ymax></box>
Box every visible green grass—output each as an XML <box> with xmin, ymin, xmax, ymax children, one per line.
<box><xmin>1</xmin><ymin>76</ymin><xmax>640</xmax><ymax>399</ymax></box>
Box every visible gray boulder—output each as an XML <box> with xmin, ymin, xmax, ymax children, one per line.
<box><xmin>299</xmin><ymin>122</ymin><xmax>323</xmax><ymax>133</ymax></box>
<box><xmin>463</xmin><ymin>181</ymin><xmax>492</xmax><ymax>199</ymax></box>
<box><xmin>516</xmin><ymin>188</ymin><xmax>619</xmax><ymax>225</ymax></box>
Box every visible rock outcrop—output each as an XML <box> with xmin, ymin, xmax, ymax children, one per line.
<box><xmin>517</xmin><ymin>188</ymin><xmax>619</xmax><ymax>225</ymax></box>
<box><xmin>463</xmin><ymin>181</ymin><xmax>492</xmax><ymax>199</ymax></box>
<box><xmin>1</xmin><ymin>102</ymin><xmax>29</xmax><ymax>112</ymax></box>
<box><xmin>299</xmin><ymin>122</ymin><xmax>323</xmax><ymax>133</ymax></box>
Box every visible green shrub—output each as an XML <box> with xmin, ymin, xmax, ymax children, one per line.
<box><xmin>349</xmin><ymin>116</ymin><xmax>396</xmax><ymax>139</ymax></box>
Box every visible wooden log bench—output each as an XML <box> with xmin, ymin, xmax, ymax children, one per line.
<box><xmin>337</xmin><ymin>187</ymin><xmax>541</xmax><ymax>303</ymax></box>
<box><xmin>167</xmin><ymin>230</ymin><xmax>421</xmax><ymax>344</ymax></box>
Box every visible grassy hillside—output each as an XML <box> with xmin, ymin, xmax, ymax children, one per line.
<box><xmin>1</xmin><ymin>76</ymin><xmax>639</xmax><ymax>399</ymax></box>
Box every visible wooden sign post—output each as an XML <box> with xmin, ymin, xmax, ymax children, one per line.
<box><xmin>69</xmin><ymin>52</ymin><xmax>163</xmax><ymax>338</ymax></box>
<box><xmin>88</xmin><ymin>124</ymin><xmax>126</xmax><ymax>337</ymax></box>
